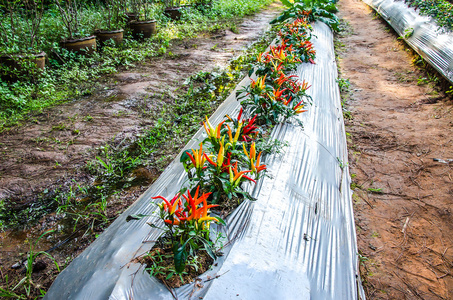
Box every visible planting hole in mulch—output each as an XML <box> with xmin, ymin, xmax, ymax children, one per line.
<box><xmin>136</xmin><ymin>237</ymin><xmax>216</xmax><ymax>288</ymax></box>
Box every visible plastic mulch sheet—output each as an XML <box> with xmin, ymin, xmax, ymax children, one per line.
<box><xmin>362</xmin><ymin>0</ymin><xmax>453</xmax><ymax>85</ymax></box>
<box><xmin>45</xmin><ymin>22</ymin><xmax>364</xmax><ymax>300</ymax></box>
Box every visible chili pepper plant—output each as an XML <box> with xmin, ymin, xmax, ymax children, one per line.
<box><xmin>238</xmin><ymin>44</ymin><xmax>312</xmax><ymax>125</ymax></box>
<box><xmin>278</xmin><ymin>18</ymin><xmax>316</xmax><ymax>63</ymax></box>
<box><xmin>270</xmin><ymin>0</ymin><xmax>339</xmax><ymax>31</ymax></box>
<box><xmin>144</xmin><ymin>109</ymin><xmax>268</xmax><ymax>285</ymax></box>
<box><xmin>180</xmin><ymin>112</ymin><xmax>266</xmax><ymax>205</ymax></box>
<box><xmin>143</xmin><ymin>186</ymin><xmax>225</xmax><ymax>283</ymax></box>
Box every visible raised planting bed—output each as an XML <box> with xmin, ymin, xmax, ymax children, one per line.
<box><xmin>44</xmin><ymin>19</ymin><xmax>364</xmax><ymax>300</ymax></box>
<box><xmin>362</xmin><ymin>0</ymin><xmax>453</xmax><ymax>85</ymax></box>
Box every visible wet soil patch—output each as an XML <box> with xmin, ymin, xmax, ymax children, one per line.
<box><xmin>336</xmin><ymin>0</ymin><xmax>453</xmax><ymax>298</ymax></box>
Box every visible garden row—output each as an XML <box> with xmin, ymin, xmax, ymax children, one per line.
<box><xmin>45</xmin><ymin>0</ymin><xmax>343</xmax><ymax>298</ymax></box>
<box><xmin>362</xmin><ymin>0</ymin><xmax>453</xmax><ymax>86</ymax></box>
<box><xmin>144</xmin><ymin>16</ymin><xmax>316</xmax><ymax>282</ymax></box>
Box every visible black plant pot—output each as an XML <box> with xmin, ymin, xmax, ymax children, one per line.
<box><xmin>60</xmin><ymin>36</ymin><xmax>97</xmax><ymax>54</ymax></box>
<box><xmin>0</xmin><ymin>51</ymin><xmax>46</xmax><ymax>81</ymax></box>
<box><xmin>129</xmin><ymin>20</ymin><xmax>157</xmax><ymax>40</ymax></box>
<box><xmin>95</xmin><ymin>29</ymin><xmax>124</xmax><ymax>46</ymax></box>
<box><xmin>164</xmin><ymin>7</ymin><xmax>182</xmax><ymax>20</ymax></box>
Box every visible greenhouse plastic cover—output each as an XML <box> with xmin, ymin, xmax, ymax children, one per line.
<box><xmin>45</xmin><ymin>22</ymin><xmax>364</xmax><ymax>300</ymax></box>
<box><xmin>362</xmin><ymin>0</ymin><xmax>453</xmax><ymax>85</ymax></box>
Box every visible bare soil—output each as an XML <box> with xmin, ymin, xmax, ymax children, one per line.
<box><xmin>138</xmin><ymin>243</ymin><xmax>214</xmax><ymax>289</ymax></box>
<box><xmin>336</xmin><ymin>0</ymin><xmax>453</xmax><ymax>299</ymax></box>
<box><xmin>0</xmin><ymin>4</ymin><xmax>282</xmax><ymax>297</ymax></box>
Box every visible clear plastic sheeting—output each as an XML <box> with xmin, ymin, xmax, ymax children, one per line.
<box><xmin>45</xmin><ymin>22</ymin><xmax>364</xmax><ymax>300</ymax></box>
<box><xmin>362</xmin><ymin>0</ymin><xmax>453</xmax><ymax>84</ymax></box>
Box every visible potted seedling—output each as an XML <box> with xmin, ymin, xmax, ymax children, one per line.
<box><xmin>128</xmin><ymin>0</ymin><xmax>157</xmax><ymax>40</ymax></box>
<box><xmin>192</xmin><ymin>0</ymin><xmax>213</xmax><ymax>12</ymax></box>
<box><xmin>164</xmin><ymin>0</ymin><xmax>182</xmax><ymax>20</ymax></box>
<box><xmin>0</xmin><ymin>0</ymin><xmax>46</xmax><ymax>77</ymax></box>
<box><xmin>124</xmin><ymin>0</ymin><xmax>140</xmax><ymax>22</ymax></box>
<box><xmin>55</xmin><ymin>0</ymin><xmax>97</xmax><ymax>54</ymax></box>
<box><xmin>94</xmin><ymin>0</ymin><xmax>126</xmax><ymax>46</ymax></box>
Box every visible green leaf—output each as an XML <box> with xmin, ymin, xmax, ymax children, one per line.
<box><xmin>211</xmin><ymin>191</ymin><xmax>219</xmax><ymax>204</ymax></box>
<box><xmin>197</xmin><ymin>237</ymin><xmax>216</xmax><ymax>260</ymax></box>
<box><xmin>173</xmin><ymin>243</ymin><xmax>187</xmax><ymax>273</ymax></box>
<box><xmin>205</xmin><ymin>244</ymin><xmax>216</xmax><ymax>260</ymax></box>
<box><xmin>280</xmin><ymin>0</ymin><xmax>294</xmax><ymax>8</ymax></box>
<box><xmin>96</xmin><ymin>156</ymin><xmax>109</xmax><ymax>169</ymax></box>
<box><xmin>166</xmin><ymin>272</ymin><xmax>174</xmax><ymax>280</ymax></box>
<box><xmin>180</xmin><ymin>149</ymin><xmax>193</xmax><ymax>163</ymax></box>
<box><xmin>214</xmin><ymin>216</ymin><xmax>226</xmax><ymax>226</ymax></box>
<box><xmin>126</xmin><ymin>214</ymin><xmax>148</xmax><ymax>222</ymax></box>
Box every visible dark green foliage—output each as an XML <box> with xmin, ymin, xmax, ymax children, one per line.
<box><xmin>270</xmin><ymin>0</ymin><xmax>339</xmax><ymax>32</ymax></box>
<box><xmin>173</xmin><ymin>241</ymin><xmax>188</xmax><ymax>273</ymax></box>
<box><xmin>405</xmin><ymin>0</ymin><xmax>453</xmax><ymax>31</ymax></box>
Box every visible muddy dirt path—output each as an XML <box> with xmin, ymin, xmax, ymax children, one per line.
<box><xmin>336</xmin><ymin>0</ymin><xmax>453</xmax><ymax>299</ymax></box>
<box><xmin>0</xmin><ymin>4</ymin><xmax>283</xmax><ymax>295</ymax></box>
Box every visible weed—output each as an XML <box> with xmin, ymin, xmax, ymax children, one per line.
<box><xmin>230</xmin><ymin>24</ymin><xmax>239</xmax><ymax>34</ymax></box>
<box><xmin>350</xmin><ymin>182</ymin><xmax>362</xmax><ymax>190</ymax></box>
<box><xmin>367</xmin><ymin>187</ymin><xmax>383</xmax><ymax>193</ymax></box>
<box><xmin>395</xmin><ymin>71</ymin><xmax>414</xmax><ymax>83</ymax></box>
<box><xmin>417</xmin><ymin>76</ymin><xmax>429</xmax><ymax>85</ymax></box>
<box><xmin>352</xmin><ymin>192</ymin><xmax>361</xmax><ymax>204</ymax></box>
<box><xmin>334</xmin><ymin>40</ymin><xmax>346</xmax><ymax>52</ymax></box>
<box><xmin>412</xmin><ymin>55</ymin><xmax>426</xmax><ymax>68</ymax></box>
<box><xmin>145</xmin><ymin>251</ymin><xmax>171</xmax><ymax>278</ymax></box>
<box><xmin>337</xmin><ymin>19</ymin><xmax>354</xmax><ymax>37</ymax></box>
<box><xmin>144</xmin><ymin>250</ymin><xmax>188</xmax><ymax>283</ymax></box>
<box><xmin>337</xmin><ymin>157</ymin><xmax>348</xmax><ymax>170</ymax></box>
<box><xmin>0</xmin><ymin>231</ymin><xmax>60</xmax><ymax>298</ymax></box>
<box><xmin>404</xmin><ymin>27</ymin><xmax>414</xmax><ymax>39</ymax></box>
<box><xmin>358</xmin><ymin>252</ymin><xmax>369</xmax><ymax>262</ymax></box>
<box><xmin>343</xmin><ymin>109</ymin><xmax>353</xmax><ymax>120</ymax></box>
<box><xmin>447</xmin><ymin>86</ymin><xmax>453</xmax><ymax>94</ymax></box>
<box><xmin>336</xmin><ymin>78</ymin><xmax>350</xmax><ymax>93</ymax></box>
<box><xmin>51</xmin><ymin>123</ymin><xmax>67</xmax><ymax>131</ymax></box>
